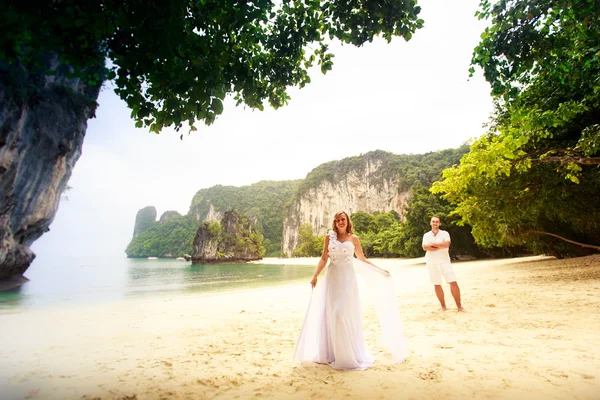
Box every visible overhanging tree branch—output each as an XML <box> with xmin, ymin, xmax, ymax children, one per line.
<box><xmin>513</xmin><ymin>147</ymin><xmax>600</xmax><ymax>166</ymax></box>
<box><xmin>531</xmin><ymin>156</ymin><xmax>600</xmax><ymax>165</ymax></box>
<box><xmin>528</xmin><ymin>231</ymin><xmax>600</xmax><ymax>251</ymax></box>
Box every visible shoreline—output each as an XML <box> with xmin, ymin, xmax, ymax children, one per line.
<box><xmin>1</xmin><ymin>257</ymin><xmax>426</xmax><ymax>313</ymax></box>
<box><xmin>249</xmin><ymin>256</ymin><xmax>430</xmax><ymax>268</ymax></box>
<box><xmin>1</xmin><ymin>254</ymin><xmax>599</xmax><ymax>399</ymax></box>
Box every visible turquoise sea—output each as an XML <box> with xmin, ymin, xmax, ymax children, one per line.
<box><xmin>0</xmin><ymin>254</ymin><xmax>316</xmax><ymax>310</ymax></box>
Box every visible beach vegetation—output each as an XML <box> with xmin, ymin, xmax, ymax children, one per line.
<box><xmin>292</xmin><ymin>224</ymin><xmax>325</xmax><ymax>257</ymax></box>
<box><xmin>433</xmin><ymin>0</ymin><xmax>600</xmax><ymax>258</ymax></box>
<box><xmin>352</xmin><ymin>186</ymin><xmax>525</xmax><ymax>258</ymax></box>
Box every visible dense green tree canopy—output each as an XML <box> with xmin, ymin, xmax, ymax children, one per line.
<box><xmin>469</xmin><ymin>0</ymin><xmax>600</xmax><ymax>170</ymax></box>
<box><xmin>434</xmin><ymin>0</ymin><xmax>600</xmax><ymax>257</ymax></box>
<box><xmin>2</xmin><ymin>0</ymin><xmax>423</xmax><ymax>134</ymax></box>
<box><xmin>292</xmin><ymin>224</ymin><xmax>324</xmax><ymax>257</ymax></box>
<box><xmin>390</xmin><ymin>186</ymin><xmax>488</xmax><ymax>258</ymax></box>
<box><xmin>351</xmin><ymin>195</ymin><xmax>480</xmax><ymax>259</ymax></box>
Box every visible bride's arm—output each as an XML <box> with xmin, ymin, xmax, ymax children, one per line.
<box><xmin>311</xmin><ymin>234</ymin><xmax>330</xmax><ymax>288</ymax></box>
<box><xmin>352</xmin><ymin>235</ymin><xmax>390</xmax><ymax>275</ymax></box>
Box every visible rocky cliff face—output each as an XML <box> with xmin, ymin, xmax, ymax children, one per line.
<box><xmin>132</xmin><ymin>206</ymin><xmax>157</xmax><ymax>238</ymax></box>
<box><xmin>0</xmin><ymin>54</ymin><xmax>101</xmax><ymax>280</ymax></box>
<box><xmin>189</xmin><ymin>202</ymin><xmax>222</xmax><ymax>224</ymax></box>
<box><xmin>204</xmin><ymin>203</ymin><xmax>222</xmax><ymax>223</ymax></box>
<box><xmin>192</xmin><ymin>210</ymin><xmax>262</xmax><ymax>264</ymax></box>
<box><xmin>281</xmin><ymin>157</ymin><xmax>411</xmax><ymax>256</ymax></box>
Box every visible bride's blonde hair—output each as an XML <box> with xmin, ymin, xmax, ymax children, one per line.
<box><xmin>332</xmin><ymin>211</ymin><xmax>354</xmax><ymax>235</ymax></box>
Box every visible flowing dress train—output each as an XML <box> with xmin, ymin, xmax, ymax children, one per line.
<box><xmin>293</xmin><ymin>230</ymin><xmax>407</xmax><ymax>370</ymax></box>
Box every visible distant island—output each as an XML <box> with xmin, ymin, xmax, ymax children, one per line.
<box><xmin>126</xmin><ymin>147</ymin><xmax>525</xmax><ymax>261</ymax></box>
<box><xmin>192</xmin><ymin>210</ymin><xmax>264</xmax><ymax>264</ymax></box>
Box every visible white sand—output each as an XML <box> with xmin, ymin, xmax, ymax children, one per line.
<box><xmin>1</xmin><ymin>254</ymin><xmax>599</xmax><ymax>399</ymax></box>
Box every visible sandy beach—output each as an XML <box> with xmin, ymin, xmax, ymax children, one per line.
<box><xmin>1</xmin><ymin>254</ymin><xmax>599</xmax><ymax>400</ymax></box>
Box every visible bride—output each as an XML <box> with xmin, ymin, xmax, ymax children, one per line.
<box><xmin>293</xmin><ymin>211</ymin><xmax>407</xmax><ymax>370</ymax></box>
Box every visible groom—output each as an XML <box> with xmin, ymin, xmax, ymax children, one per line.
<box><xmin>422</xmin><ymin>216</ymin><xmax>465</xmax><ymax>312</ymax></box>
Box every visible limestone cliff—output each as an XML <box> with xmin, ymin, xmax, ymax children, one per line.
<box><xmin>281</xmin><ymin>152</ymin><xmax>411</xmax><ymax>256</ymax></box>
<box><xmin>0</xmin><ymin>54</ymin><xmax>101</xmax><ymax>280</ymax></box>
<box><xmin>132</xmin><ymin>206</ymin><xmax>157</xmax><ymax>238</ymax></box>
<box><xmin>192</xmin><ymin>210</ymin><xmax>263</xmax><ymax>264</ymax></box>
<box><xmin>203</xmin><ymin>203</ymin><xmax>223</xmax><ymax>223</ymax></box>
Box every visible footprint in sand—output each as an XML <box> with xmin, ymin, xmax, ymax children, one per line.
<box><xmin>550</xmin><ymin>372</ymin><xmax>569</xmax><ymax>378</ymax></box>
<box><xmin>417</xmin><ymin>369</ymin><xmax>442</xmax><ymax>382</ymax></box>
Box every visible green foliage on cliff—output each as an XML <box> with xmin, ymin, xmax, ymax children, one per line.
<box><xmin>126</xmin><ymin>209</ymin><xmax>266</xmax><ymax>259</ymax></box>
<box><xmin>298</xmin><ymin>154</ymin><xmax>370</xmax><ymax>194</ymax></box>
<box><xmin>2</xmin><ymin>1</ymin><xmax>422</xmax><ymax>132</ymax></box>
<box><xmin>219</xmin><ymin>214</ymin><xmax>266</xmax><ymax>260</ymax></box>
<box><xmin>206</xmin><ymin>221</ymin><xmax>222</xmax><ymax>237</ymax></box>
<box><xmin>126</xmin><ymin>214</ymin><xmax>196</xmax><ymax>258</ymax></box>
<box><xmin>190</xmin><ymin>180</ymin><xmax>300</xmax><ymax>256</ymax></box>
<box><xmin>198</xmin><ymin>212</ymin><xmax>265</xmax><ymax>261</ymax></box>
<box><xmin>296</xmin><ymin>147</ymin><xmax>469</xmax><ymax>196</ymax></box>
<box><xmin>159</xmin><ymin>210</ymin><xmax>182</xmax><ymax>223</ymax></box>
<box><xmin>380</xmin><ymin>147</ymin><xmax>470</xmax><ymax>191</ymax></box>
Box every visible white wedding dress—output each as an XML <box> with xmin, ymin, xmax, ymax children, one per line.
<box><xmin>293</xmin><ymin>230</ymin><xmax>407</xmax><ymax>370</ymax></box>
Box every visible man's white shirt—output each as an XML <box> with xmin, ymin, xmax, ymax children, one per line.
<box><xmin>422</xmin><ymin>230</ymin><xmax>451</xmax><ymax>264</ymax></box>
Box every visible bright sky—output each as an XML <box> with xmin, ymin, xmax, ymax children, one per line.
<box><xmin>31</xmin><ymin>0</ymin><xmax>494</xmax><ymax>261</ymax></box>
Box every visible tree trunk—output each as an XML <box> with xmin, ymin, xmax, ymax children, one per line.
<box><xmin>531</xmin><ymin>231</ymin><xmax>600</xmax><ymax>251</ymax></box>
